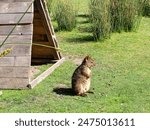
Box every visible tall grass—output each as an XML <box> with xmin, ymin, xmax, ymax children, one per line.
<box><xmin>89</xmin><ymin>0</ymin><xmax>143</xmax><ymax>41</ymax></box>
<box><xmin>47</xmin><ymin>0</ymin><xmax>53</xmax><ymax>13</ymax></box>
<box><xmin>89</xmin><ymin>0</ymin><xmax>111</xmax><ymax>41</ymax></box>
<box><xmin>53</xmin><ymin>0</ymin><xmax>77</xmax><ymax>31</ymax></box>
<box><xmin>110</xmin><ymin>0</ymin><xmax>143</xmax><ymax>32</ymax></box>
<box><xmin>143</xmin><ymin>0</ymin><xmax>150</xmax><ymax>17</ymax></box>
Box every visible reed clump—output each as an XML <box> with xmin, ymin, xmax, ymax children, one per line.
<box><xmin>53</xmin><ymin>0</ymin><xmax>77</xmax><ymax>31</ymax></box>
<box><xmin>143</xmin><ymin>0</ymin><xmax>150</xmax><ymax>17</ymax></box>
<box><xmin>89</xmin><ymin>0</ymin><xmax>111</xmax><ymax>41</ymax></box>
<box><xmin>110</xmin><ymin>0</ymin><xmax>143</xmax><ymax>32</ymax></box>
<box><xmin>89</xmin><ymin>0</ymin><xmax>143</xmax><ymax>41</ymax></box>
<box><xmin>47</xmin><ymin>0</ymin><xmax>53</xmax><ymax>13</ymax></box>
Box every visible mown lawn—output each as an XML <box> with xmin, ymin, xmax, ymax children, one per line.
<box><xmin>0</xmin><ymin>0</ymin><xmax>150</xmax><ymax>113</ymax></box>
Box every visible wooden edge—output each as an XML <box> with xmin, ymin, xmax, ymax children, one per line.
<box><xmin>28</xmin><ymin>57</ymin><xmax>65</xmax><ymax>89</ymax></box>
<box><xmin>35</xmin><ymin>0</ymin><xmax>62</xmax><ymax>60</ymax></box>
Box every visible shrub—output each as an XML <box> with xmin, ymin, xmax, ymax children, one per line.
<box><xmin>89</xmin><ymin>0</ymin><xmax>111</xmax><ymax>41</ymax></box>
<box><xmin>47</xmin><ymin>0</ymin><xmax>53</xmax><ymax>13</ymax></box>
<box><xmin>143</xmin><ymin>0</ymin><xmax>150</xmax><ymax>17</ymax></box>
<box><xmin>89</xmin><ymin>0</ymin><xmax>143</xmax><ymax>41</ymax></box>
<box><xmin>110</xmin><ymin>0</ymin><xmax>143</xmax><ymax>32</ymax></box>
<box><xmin>53</xmin><ymin>0</ymin><xmax>77</xmax><ymax>31</ymax></box>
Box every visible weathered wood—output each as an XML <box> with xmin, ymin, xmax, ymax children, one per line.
<box><xmin>15</xmin><ymin>56</ymin><xmax>31</xmax><ymax>66</ymax></box>
<box><xmin>33</xmin><ymin>19</ymin><xmax>46</xmax><ymax>35</ymax></box>
<box><xmin>0</xmin><ymin>0</ymin><xmax>32</xmax><ymax>2</ymax></box>
<box><xmin>0</xmin><ymin>67</ymin><xmax>29</xmax><ymax>78</ymax></box>
<box><xmin>0</xmin><ymin>56</ymin><xmax>31</xmax><ymax>66</ymax></box>
<box><xmin>33</xmin><ymin>25</ymin><xmax>46</xmax><ymax>35</ymax></box>
<box><xmin>0</xmin><ymin>13</ymin><xmax>33</xmax><ymax>24</ymax></box>
<box><xmin>34</xmin><ymin>11</ymin><xmax>41</xmax><ymax>19</ymax></box>
<box><xmin>31</xmin><ymin>58</ymin><xmax>57</xmax><ymax>65</ymax></box>
<box><xmin>0</xmin><ymin>0</ymin><xmax>64</xmax><ymax>90</ymax></box>
<box><xmin>0</xmin><ymin>25</ymin><xmax>32</xmax><ymax>35</ymax></box>
<box><xmin>0</xmin><ymin>2</ymin><xmax>33</xmax><ymax>13</ymax></box>
<box><xmin>0</xmin><ymin>57</ymin><xmax>14</xmax><ymax>66</ymax></box>
<box><xmin>33</xmin><ymin>42</ymin><xmax>50</xmax><ymax>45</ymax></box>
<box><xmin>32</xmin><ymin>44</ymin><xmax>54</xmax><ymax>58</ymax></box>
<box><xmin>0</xmin><ymin>44</ymin><xmax>31</xmax><ymax>56</ymax></box>
<box><xmin>35</xmin><ymin>0</ymin><xmax>61</xmax><ymax>60</ymax></box>
<box><xmin>33</xmin><ymin>10</ymin><xmax>46</xmax><ymax>34</ymax></box>
<box><xmin>33</xmin><ymin>19</ymin><xmax>43</xmax><ymax>26</ymax></box>
<box><xmin>33</xmin><ymin>34</ymin><xmax>48</xmax><ymax>42</ymax></box>
<box><xmin>30</xmin><ymin>57</ymin><xmax>65</xmax><ymax>88</ymax></box>
<box><xmin>0</xmin><ymin>35</ymin><xmax>32</xmax><ymax>44</ymax></box>
<box><xmin>0</xmin><ymin>78</ymin><xmax>29</xmax><ymax>89</ymax></box>
<box><xmin>41</xmin><ymin>0</ymin><xmax>61</xmax><ymax>58</ymax></box>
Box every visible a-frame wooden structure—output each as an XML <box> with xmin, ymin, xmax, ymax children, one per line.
<box><xmin>0</xmin><ymin>0</ymin><xmax>65</xmax><ymax>89</ymax></box>
<box><xmin>32</xmin><ymin>0</ymin><xmax>62</xmax><ymax>63</ymax></box>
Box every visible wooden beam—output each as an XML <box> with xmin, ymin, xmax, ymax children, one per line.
<box><xmin>0</xmin><ymin>25</ymin><xmax>32</xmax><ymax>35</ymax></box>
<box><xmin>0</xmin><ymin>2</ymin><xmax>33</xmax><ymax>13</ymax></box>
<box><xmin>0</xmin><ymin>44</ymin><xmax>31</xmax><ymax>56</ymax></box>
<box><xmin>0</xmin><ymin>66</ymin><xmax>29</xmax><ymax>78</ymax></box>
<box><xmin>0</xmin><ymin>56</ymin><xmax>30</xmax><ymax>66</ymax></box>
<box><xmin>29</xmin><ymin>57</ymin><xmax>65</xmax><ymax>88</ymax></box>
<box><xmin>0</xmin><ymin>0</ymin><xmax>32</xmax><ymax>2</ymax></box>
<box><xmin>0</xmin><ymin>35</ymin><xmax>32</xmax><ymax>44</ymax></box>
<box><xmin>35</xmin><ymin>0</ymin><xmax>62</xmax><ymax>60</ymax></box>
<box><xmin>0</xmin><ymin>78</ymin><xmax>29</xmax><ymax>89</ymax></box>
<box><xmin>0</xmin><ymin>13</ymin><xmax>33</xmax><ymax>25</ymax></box>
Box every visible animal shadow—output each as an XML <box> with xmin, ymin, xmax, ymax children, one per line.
<box><xmin>53</xmin><ymin>87</ymin><xmax>75</xmax><ymax>96</ymax></box>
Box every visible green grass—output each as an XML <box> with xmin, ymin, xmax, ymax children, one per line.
<box><xmin>0</xmin><ymin>0</ymin><xmax>150</xmax><ymax>113</ymax></box>
<box><xmin>31</xmin><ymin>64</ymin><xmax>53</xmax><ymax>80</ymax></box>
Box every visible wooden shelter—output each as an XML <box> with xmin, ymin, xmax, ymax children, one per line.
<box><xmin>0</xmin><ymin>0</ymin><xmax>64</xmax><ymax>89</ymax></box>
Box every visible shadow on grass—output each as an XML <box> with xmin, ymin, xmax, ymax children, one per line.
<box><xmin>66</xmin><ymin>35</ymin><xmax>94</xmax><ymax>43</ymax></box>
<box><xmin>77</xmin><ymin>20</ymin><xmax>90</xmax><ymax>24</ymax></box>
<box><xmin>77</xmin><ymin>14</ymin><xmax>90</xmax><ymax>18</ymax></box>
<box><xmin>53</xmin><ymin>87</ymin><xmax>75</xmax><ymax>96</ymax></box>
<box><xmin>54</xmin><ymin>27</ymin><xmax>60</xmax><ymax>32</ymax></box>
<box><xmin>78</xmin><ymin>26</ymin><xmax>93</xmax><ymax>33</ymax></box>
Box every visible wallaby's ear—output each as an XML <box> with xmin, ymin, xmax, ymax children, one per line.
<box><xmin>85</xmin><ymin>55</ymin><xmax>90</xmax><ymax>59</ymax></box>
<box><xmin>83</xmin><ymin>55</ymin><xmax>90</xmax><ymax>63</ymax></box>
<box><xmin>83</xmin><ymin>56</ymin><xmax>88</xmax><ymax>63</ymax></box>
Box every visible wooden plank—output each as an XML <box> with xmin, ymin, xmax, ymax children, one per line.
<box><xmin>0</xmin><ymin>2</ymin><xmax>33</xmax><ymax>13</ymax></box>
<box><xmin>29</xmin><ymin>57</ymin><xmax>65</xmax><ymax>88</ymax></box>
<box><xmin>0</xmin><ymin>44</ymin><xmax>31</xmax><ymax>56</ymax></box>
<box><xmin>0</xmin><ymin>56</ymin><xmax>31</xmax><ymax>66</ymax></box>
<box><xmin>0</xmin><ymin>25</ymin><xmax>32</xmax><ymax>35</ymax></box>
<box><xmin>33</xmin><ymin>42</ymin><xmax>50</xmax><ymax>46</ymax></box>
<box><xmin>15</xmin><ymin>56</ymin><xmax>31</xmax><ymax>66</ymax></box>
<box><xmin>35</xmin><ymin>0</ymin><xmax>61</xmax><ymax>60</ymax></box>
<box><xmin>0</xmin><ymin>0</ymin><xmax>32</xmax><ymax>2</ymax></box>
<box><xmin>0</xmin><ymin>13</ymin><xmax>33</xmax><ymax>24</ymax></box>
<box><xmin>32</xmin><ymin>45</ymin><xmax>54</xmax><ymax>59</ymax></box>
<box><xmin>0</xmin><ymin>78</ymin><xmax>29</xmax><ymax>89</ymax></box>
<box><xmin>33</xmin><ymin>34</ymin><xmax>48</xmax><ymax>42</ymax></box>
<box><xmin>33</xmin><ymin>25</ymin><xmax>46</xmax><ymax>35</ymax></box>
<box><xmin>0</xmin><ymin>57</ymin><xmax>14</xmax><ymax>66</ymax></box>
<box><xmin>0</xmin><ymin>67</ymin><xmax>29</xmax><ymax>78</ymax></box>
<box><xmin>31</xmin><ymin>58</ymin><xmax>57</xmax><ymax>65</ymax></box>
<box><xmin>33</xmin><ymin>19</ymin><xmax>46</xmax><ymax>35</ymax></box>
<box><xmin>34</xmin><ymin>11</ymin><xmax>41</xmax><ymax>19</ymax></box>
<box><xmin>0</xmin><ymin>35</ymin><xmax>32</xmax><ymax>44</ymax></box>
<box><xmin>33</xmin><ymin>19</ymin><xmax>43</xmax><ymax>26</ymax></box>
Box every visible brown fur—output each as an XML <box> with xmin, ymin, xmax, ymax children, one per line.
<box><xmin>71</xmin><ymin>56</ymin><xmax>95</xmax><ymax>96</ymax></box>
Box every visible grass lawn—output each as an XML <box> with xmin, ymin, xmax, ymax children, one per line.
<box><xmin>0</xmin><ymin>0</ymin><xmax>150</xmax><ymax>113</ymax></box>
